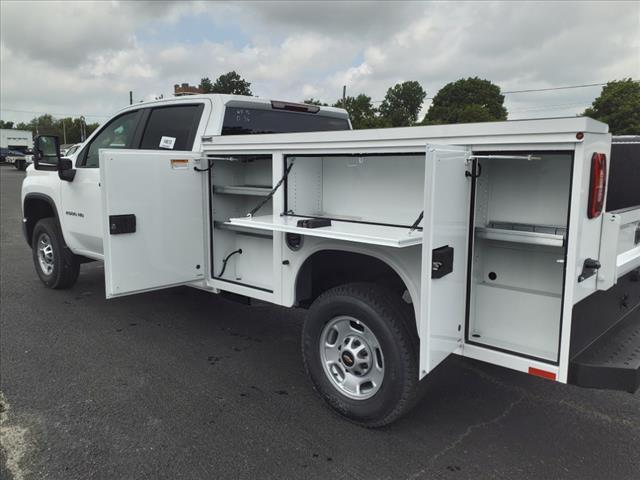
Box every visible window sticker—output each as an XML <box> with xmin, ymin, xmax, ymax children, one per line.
<box><xmin>159</xmin><ymin>136</ymin><xmax>176</xmax><ymax>149</ymax></box>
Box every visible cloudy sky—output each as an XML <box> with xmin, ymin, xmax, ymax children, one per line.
<box><xmin>1</xmin><ymin>0</ymin><xmax>638</xmax><ymax>125</ymax></box>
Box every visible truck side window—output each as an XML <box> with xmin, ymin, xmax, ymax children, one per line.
<box><xmin>139</xmin><ymin>104</ymin><xmax>204</xmax><ymax>151</ymax></box>
<box><xmin>83</xmin><ymin>110</ymin><xmax>141</xmax><ymax>168</ymax></box>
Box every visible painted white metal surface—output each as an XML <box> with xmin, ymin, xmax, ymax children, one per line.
<box><xmin>228</xmin><ymin>214</ymin><xmax>423</xmax><ymax>247</ymax></box>
<box><xmin>598</xmin><ymin>209</ymin><xmax>640</xmax><ymax>290</ymax></box>
<box><xmin>475</xmin><ymin>227</ymin><xmax>564</xmax><ymax>247</ymax></box>
<box><xmin>100</xmin><ymin>150</ymin><xmax>205</xmax><ymax>298</ymax></box>
<box><xmin>420</xmin><ymin>144</ymin><xmax>471</xmax><ymax>375</ymax></box>
<box><xmin>203</xmin><ymin>117</ymin><xmax>607</xmax><ymax>152</ymax></box>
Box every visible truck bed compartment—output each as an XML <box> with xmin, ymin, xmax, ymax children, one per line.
<box><xmin>467</xmin><ymin>153</ymin><xmax>572</xmax><ymax>362</ymax></box>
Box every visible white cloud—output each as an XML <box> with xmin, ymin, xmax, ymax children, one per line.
<box><xmin>1</xmin><ymin>1</ymin><xmax>638</xmax><ymax>124</ymax></box>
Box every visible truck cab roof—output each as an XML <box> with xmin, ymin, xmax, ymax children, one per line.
<box><xmin>116</xmin><ymin>93</ymin><xmax>349</xmax><ymax>120</ymax></box>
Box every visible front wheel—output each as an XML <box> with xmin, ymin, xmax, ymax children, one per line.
<box><xmin>32</xmin><ymin>218</ymin><xmax>80</xmax><ymax>289</ymax></box>
<box><xmin>302</xmin><ymin>283</ymin><xmax>419</xmax><ymax>427</ymax></box>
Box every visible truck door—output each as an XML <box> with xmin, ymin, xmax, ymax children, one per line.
<box><xmin>420</xmin><ymin>144</ymin><xmax>471</xmax><ymax>374</ymax></box>
<box><xmin>100</xmin><ymin>149</ymin><xmax>205</xmax><ymax>298</ymax></box>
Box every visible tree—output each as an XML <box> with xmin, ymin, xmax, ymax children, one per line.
<box><xmin>378</xmin><ymin>81</ymin><xmax>426</xmax><ymax>127</ymax></box>
<box><xmin>2</xmin><ymin>115</ymin><xmax>99</xmax><ymax>143</ymax></box>
<box><xmin>201</xmin><ymin>71</ymin><xmax>252</xmax><ymax>95</ymax></box>
<box><xmin>303</xmin><ymin>98</ymin><xmax>328</xmax><ymax>106</ymax></box>
<box><xmin>0</xmin><ymin>120</ymin><xmax>14</xmax><ymax>129</ymax></box>
<box><xmin>333</xmin><ymin>94</ymin><xmax>381</xmax><ymax>129</ymax></box>
<box><xmin>583</xmin><ymin>78</ymin><xmax>640</xmax><ymax>135</ymax></box>
<box><xmin>424</xmin><ymin>77</ymin><xmax>507</xmax><ymax>125</ymax></box>
<box><xmin>199</xmin><ymin>77</ymin><xmax>214</xmax><ymax>93</ymax></box>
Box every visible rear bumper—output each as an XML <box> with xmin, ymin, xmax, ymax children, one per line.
<box><xmin>569</xmin><ymin>268</ymin><xmax>640</xmax><ymax>393</ymax></box>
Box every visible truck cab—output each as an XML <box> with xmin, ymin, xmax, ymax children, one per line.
<box><xmin>22</xmin><ymin>95</ymin><xmax>350</xmax><ymax>262</ymax></box>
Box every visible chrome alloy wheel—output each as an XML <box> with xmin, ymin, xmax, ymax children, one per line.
<box><xmin>319</xmin><ymin>316</ymin><xmax>385</xmax><ymax>400</ymax></box>
<box><xmin>37</xmin><ymin>233</ymin><xmax>54</xmax><ymax>275</ymax></box>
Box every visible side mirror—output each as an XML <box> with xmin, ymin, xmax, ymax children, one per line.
<box><xmin>58</xmin><ymin>158</ymin><xmax>76</xmax><ymax>182</ymax></box>
<box><xmin>33</xmin><ymin>135</ymin><xmax>60</xmax><ymax>171</ymax></box>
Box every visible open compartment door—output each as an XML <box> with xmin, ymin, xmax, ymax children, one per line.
<box><xmin>420</xmin><ymin>144</ymin><xmax>471</xmax><ymax>375</ymax></box>
<box><xmin>100</xmin><ymin>150</ymin><xmax>205</xmax><ymax>298</ymax></box>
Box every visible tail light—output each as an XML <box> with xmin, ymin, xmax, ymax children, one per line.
<box><xmin>587</xmin><ymin>152</ymin><xmax>607</xmax><ymax>219</ymax></box>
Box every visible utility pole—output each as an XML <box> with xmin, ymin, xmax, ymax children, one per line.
<box><xmin>342</xmin><ymin>85</ymin><xmax>347</xmax><ymax>109</ymax></box>
<box><xmin>62</xmin><ymin>119</ymin><xmax>67</xmax><ymax>144</ymax></box>
<box><xmin>80</xmin><ymin>116</ymin><xmax>86</xmax><ymax>142</ymax></box>
<box><xmin>129</xmin><ymin>91</ymin><xmax>133</xmax><ymax>105</ymax></box>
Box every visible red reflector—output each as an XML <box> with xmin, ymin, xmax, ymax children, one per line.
<box><xmin>588</xmin><ymin>152</ymin><xmax>607</xmax><ymax>219</ymax></box>
<box><xmin>528</xmin><ymin>367</ymin><xmax>556</xmax><ymax>380</ymax></box>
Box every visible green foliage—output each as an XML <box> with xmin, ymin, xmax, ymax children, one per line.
<box><xmin>333</xmin><ymin>94</ymin><xmax>383</xmax><ymax>129</ymax></box>
<box><xmin>378</xmin><ymin>81</ymin><xmax>426</xmax><ymax>127</ymax></box>
<box><xmin>424</xmin><ymin>77</ymin><xmax>507</xmax><ymax>125</ymax></box>
<box><xmin>0</xmin><ymin>115</ymin><xmax>99</xmax><ymax>143</ymax></box>
<box><xmin>199</xmin><ymin>77</ymin><xmax>214</xmax><ymax>93</ymax></box>
<box><xmin>303</xmin><ymin>98</ymin><xmax>328</xmax><ymax>106</ymax></box>
<box><xmin>201</xmin><ymin>71</ymin><xmax>252</xmax><ymax>96</ymax></box>
<box><xmin>0</xmin><ymin>120</ymin><xmax>14</xmax><ymax>129</ymax></box>
<box><xmin>583</xmin><ymin>78</ymin><xmax>640</xmax><ymax>135</ymax></box>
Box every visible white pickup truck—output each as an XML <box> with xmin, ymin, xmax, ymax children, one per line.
<box><xmin>22</xmin><ymin>94</ymin><xmax>640</xmax><ymax>427</ymax></box>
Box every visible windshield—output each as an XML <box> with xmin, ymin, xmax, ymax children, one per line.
<box><xmin>222</xmin><ymin>107</ymin><xmax>349</xmax><ymax>135</ymax></box>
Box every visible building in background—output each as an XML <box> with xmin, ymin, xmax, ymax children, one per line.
<box><xmin>174</xmin><ymin>83</ymin><xmax>202</xmax><ymax>96</ymax></box>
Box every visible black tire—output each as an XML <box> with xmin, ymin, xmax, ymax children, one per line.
<box><xmin>18</xmin><ymin>160</ymin><xmax>27</xmax><ymax>171</ymax></box>
<box><xmin>302</xmin><ymin>282</ymin><xmax>419</xmax><ymax>427</ymax></box>
<box><xmin>32</xmin><ymin>218</ymin><xmax>80</xmax><ymax>289</ymax></box>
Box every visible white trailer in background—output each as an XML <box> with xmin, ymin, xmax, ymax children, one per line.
<box><xmin>1</xmin><ymin>128</ymin><xmax>32</xmax><ymax>151</ymax></box>
<box><xmin>21</xmin><ymin>95</ymin><xmax>640</xmax><ymax>426</ymax></box>
<box><xmin>1</xmin><ymin>128</ymin><xmax>33</xmax><ymax>170</ymax></box>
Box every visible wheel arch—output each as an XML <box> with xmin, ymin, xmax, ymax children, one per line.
<box><xmin>23</xmin><ymin>193</ymin><xmax>62</xmax><ymax>247</ymax></box>
<box><xmin>292</xmin><ymin>246</ymin><xmax>420</xmax><ymax>338</ymax></box>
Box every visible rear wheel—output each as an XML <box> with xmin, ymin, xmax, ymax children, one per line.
<box><xmin>302</xmin><ymin>283</ymin><xmax>419</xmax><ymax>427</ymax></box>
<box><xmin>32</xmin><ymin>218</ymin><xmax>80</xmax><ymax>289</ymax></box>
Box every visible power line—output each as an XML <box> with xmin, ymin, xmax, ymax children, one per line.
<box><xmin>502</xmin><ymin>82</ymin><xmax>606</xmax><ymax>94</ymax></box>
<box><xmin>370</xmin><ymin>81</ymin><xmax>608</xmax><ymax>103</ymax></box>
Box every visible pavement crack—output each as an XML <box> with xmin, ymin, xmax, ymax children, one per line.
<box><xmin>459</xmin><ymin>361</ymin><xmax>640</xmax><ymax>431</ymax></box>
<box><xmin>407</xmin><ymin>395</ymin><xmax>525</xmax><ymax>479</ymax></box>
<box><xmin>0</xmin><ymin>392</ymin><xmax>29</xmax><ymax>480</ymax></box>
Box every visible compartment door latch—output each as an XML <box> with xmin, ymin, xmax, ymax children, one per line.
<box><xmin>578</xmin><ymin>258</ymin><xmax>601</xmax><ymax>282</ymax></box>
<box><xmin>432</xmin><ymin>245</ymin><xmax>454</xmax><ymax>279</ymax></box>
<box><xmin>109</xmin><ymin>214</ymin><xmax>136</xmax><ymax>235</ymax></box>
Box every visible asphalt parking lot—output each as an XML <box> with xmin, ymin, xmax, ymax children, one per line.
<box><xmin>0</xmin><ymin>164</ymin><xmax>638</xmax><ymax>480</ymax></box>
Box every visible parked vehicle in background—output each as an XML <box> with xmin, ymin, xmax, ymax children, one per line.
<box><xmin>1</xmin><ymin>147</ymin><xmax>25</xmax><ymax>162</ymax></box>
<box><xmin>1</xmin><ymin>129</ymin><xmax>33</xmax><ymax>170</ymax></box>
<box><xmin>4</xmin><ymin>149</ymin><xmax>32</xmax><ymax>170</ymax></box>
<box><xmin>62</xmin><ymin>143</ymin><xmax>82</xmax><ymax>158</ymax></box>
<box><xmin>1</xmin><ymin>128</ymin><xmax>32</xmax><ymax>154</ymax></box>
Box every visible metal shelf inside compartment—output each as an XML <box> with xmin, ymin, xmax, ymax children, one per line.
<box><xmin>475</xmin><ymin>221</ymin><xmax>565</xmax><ymax>247</ymax></box>
<box><xmin>213</xmin><ymin>220</ymin><xmax>273</xmax><ymax>238</ymax></box>
<box><xmin>226</xmin><ymin>215</ymin><xmax>422</xmax><ymax>248</ymax></box>
<box><xmin>213</xmin><ymin>185</ymin><xmax>272</xmax><ymax>196</ymax></box>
